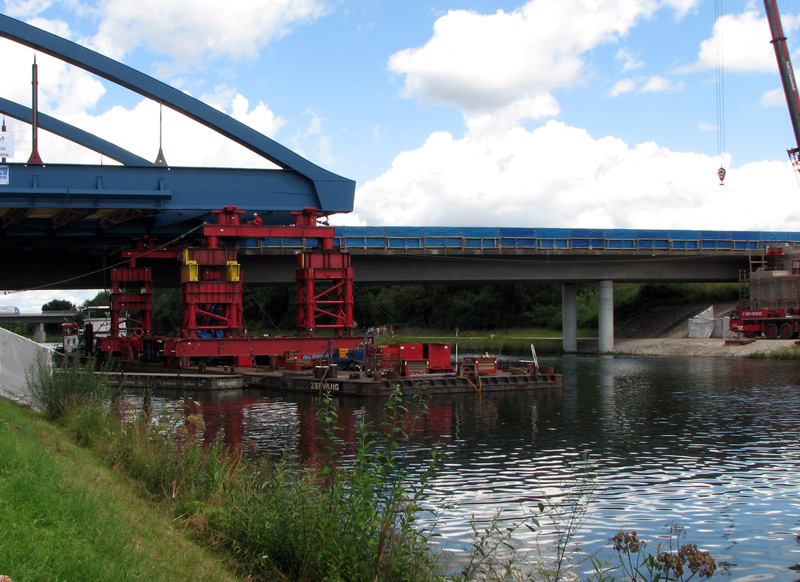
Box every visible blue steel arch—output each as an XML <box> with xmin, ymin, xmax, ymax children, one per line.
<box><xmin>0</xmin><ymin>13</ymin><xmax>355</xmax><ymax>224</ymax></box>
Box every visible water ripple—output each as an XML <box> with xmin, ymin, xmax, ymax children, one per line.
<box><xmin>143</xmin><ymin>356</ymin><xmax>800</xmax><ymax>581</ymax></box>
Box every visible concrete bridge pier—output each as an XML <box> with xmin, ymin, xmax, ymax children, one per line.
<box><xmin>562</xmin><ymin>281</ymin><xmax>615</xmax><ymax>353</ymax></box>
<box><xmin>598</xmin><ymin>280</ymin><xmax>614</xmax><ymax>353</ymax></box>
<box><xmin>34</xmin><ymin>323</ymin><xmax>46</xmax><ymax>343</ymax></box>
<box><xmin>561</xmin><ymin>283</ymin><xmax>578</xmax><ymax>352</ymax></box>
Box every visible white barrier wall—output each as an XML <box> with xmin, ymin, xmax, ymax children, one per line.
<box><xmin>0</xmin><ymin>327</ymin><xmax>51</xmax><ymax>405</ymax></box>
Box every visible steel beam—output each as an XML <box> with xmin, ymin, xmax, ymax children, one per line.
<box><xmin>0</xmin><ymin>14</ymin><xmax>355</xmax><ymax>210</ymax></box>
<box><xmin>0</xmin><ymin>164</ymin><xmax>337</xmax><ymax>232</ymax></box>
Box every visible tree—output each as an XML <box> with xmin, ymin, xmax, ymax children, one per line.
<box><xmin>41</xmin><ymin>299</ymin><xmax>77</xmax><ymax>312</ymax></box>
<box><xmin>82</xmin><ymin>291</ymin><xmax>110</xmax><ymax>307</ymax></box>
<box><xmin>41</xmin><ymin>298</ymin><xmax>78</xmax><ymax>334</ymax></box>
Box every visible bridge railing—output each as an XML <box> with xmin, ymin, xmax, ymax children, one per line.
<box><xmin>237</xmin><ymin>227</ymin><xmax>800</xmax><ymax>253</ymax></box>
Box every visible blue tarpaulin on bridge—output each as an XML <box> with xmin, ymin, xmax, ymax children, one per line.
<box><xmin>534</xmin><ymin>228</ymin><xmax>569</xmax><ymax>248</ymax></box>
<box><xmin>760</xmin><ymin>231</ymin><xmax>791</xmax><ymax>244</ymax></box>
<box><xmin>325</xmin><ymin>225</ymin><xmax>800</xmax><ymax>252</ymax></box>
<box><xmin>499</xmin><ymin>227</ymin><xmax>536</xmax><ymax>247</ymax></box>
<box><xmin>669</xmin><ymin>230</ymin><xmax>700</xmax><ymax>250</ymax></box>
<box><xmin>636</xmin><ymin>230</ymin><xmax>670</xmax><ymax>249</ymax></box>
<box><xmin>730</xmin><ymin>231</ymin><xmax>760</xmax><ymax>250</ymax></box>
<box><xmin>699</xmin><ymin>231</ymin><xmax>731</xmax><ymax>250</ymax></box>
<box><xmin>569</xmin><ymin>229</ymin><xmax>605</xmax><ymax>248</ymax></box>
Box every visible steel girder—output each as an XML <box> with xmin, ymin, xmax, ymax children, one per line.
<box><xmin>0</xmin><ymin>14</ymin><xmax>355</xmax><ymax>240</ymax></box>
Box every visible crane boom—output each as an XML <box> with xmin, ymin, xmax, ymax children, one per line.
<box><xmin>763</xmin><ymin>0</ymin><xmax>800</xmax><ymax>172</ymax></box>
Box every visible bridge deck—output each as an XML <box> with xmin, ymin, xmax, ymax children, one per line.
<box><xmin>232</xmin><ymin>226</ymin><xmax>800</xmax><ymax>254</ymax></box>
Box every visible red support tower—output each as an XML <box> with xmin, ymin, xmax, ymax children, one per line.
<box><xmin>99</xmin><ymin>206</ymin><xmax>362</xmax><ymax>368</ymax></box>
<box><xmin>296</xmin><ymin>250</ymin><xmax>354</xmax><ymax>337</ymax></box>
<box><xmin>109</xmin><ymin>263</ymin><xmax>152</xmax><ymax>337</ymax></box>
<box><xmin>180</xmin><ymin>247</ymin><xmax>244</xmax><ymax>339</ymax></box>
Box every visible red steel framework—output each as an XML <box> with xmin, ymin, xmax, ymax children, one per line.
<box><xmin>98</xmin><ymin>206</ymin><xmax>361</xmax><ymax>367</ymax></box>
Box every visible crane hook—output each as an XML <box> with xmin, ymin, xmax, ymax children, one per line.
<box><xmin>718</xmin><ymin>166</ymin><xmax>726</xmax><ymax>185</ymax></box>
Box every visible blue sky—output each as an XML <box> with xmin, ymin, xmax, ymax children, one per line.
<box><xmin>2</xmin><ymin>0</ymin><xmax>800</xmax><ymax>311</ymax></box>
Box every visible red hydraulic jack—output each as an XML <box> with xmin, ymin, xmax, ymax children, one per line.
<box><xmin>99</xmin><ymin>206</ymin><xmax>362</xmax><ymax>368</ymax></box>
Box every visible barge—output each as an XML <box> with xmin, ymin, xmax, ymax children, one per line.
<box><xmin>62</xmin><ymin>206</ymin><xmax>561</xmax><ymax>395</ymax></box>
<box><xmin>241</xmin><ymin>365</ymin><xmax>562</xmax><ymax>397</ymax></box>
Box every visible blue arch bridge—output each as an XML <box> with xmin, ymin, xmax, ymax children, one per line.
<box><xmin>1</xmin><ymin>15</ymin><xmax>796</xmax><ymax>353</ymax></box>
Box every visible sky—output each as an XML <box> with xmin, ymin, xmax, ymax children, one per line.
<box><xmin>2</xmin><ymin>0</ymin><xmax>800</xmax><ymax>312</ymax></box>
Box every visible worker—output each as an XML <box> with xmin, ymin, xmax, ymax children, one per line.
<box><xmin>129</xmin><ymin>332</ymin><xmax>141</xmax><ymax>361</ymax></box>
<box><xmin>251</xmin><ymin>213</ymin><xmax>262</xmax><ymax>226</ymax></box>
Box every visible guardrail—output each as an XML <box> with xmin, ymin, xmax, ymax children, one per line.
<box><xmin>238</xmin><ymin>227</ymin><xmax>800</xmax><ymax>253</ymax></box>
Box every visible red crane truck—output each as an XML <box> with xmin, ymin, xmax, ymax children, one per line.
<box><xmin>730</xmin><ymin>245</ymin><xmax>800</xmax><ymax>339</ymax></box>
<box><xmin>728</xmin><ymin>3</ymin><xmax>800</xmax><ymax>339</ymax></box>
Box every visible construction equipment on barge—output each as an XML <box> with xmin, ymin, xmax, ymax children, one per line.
<box><xmin>74</xmin><ymin>205</ymin><xmax>362</xmax><ymax>367</ymax></box>
<box><xmin>64</xmin><ymin>206</ymin><xmax>561</xmax><ymax>394</ymax></box>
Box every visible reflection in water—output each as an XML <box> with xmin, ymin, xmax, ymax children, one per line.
<box><xmin>138</xmin><ymin>355</ymin><xmax>800</xmax><ymax>580</ymax></box>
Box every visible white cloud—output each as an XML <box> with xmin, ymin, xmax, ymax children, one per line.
<box><xmin>686</xmin><ymin>10</ymin><xmax>784</xmax><ymax>74</ymax></box>
<box><xmin>388</xmin><ymin>0</ymin><xmax>666</xmax><ymax>114</ymax></box>
<box><xmin>85</xmin><ymin>97</ymin><xmax>285</xmax><ymax>167</ymax></box>
<box><xmin>352</xmin><ymin>120</ymin><xmax>800</xmax><ymax>231</ymax></box>
<box><xmin>289</xmin><ymin>107</ymin><xmax>339</xmax><ymax>167</ymax></box>
<box><xmin>760</xmin><ymin>87</ymin><xmax>785</xmax><ymax>107</ymax></box>
<box><xmin>663</xmin><ymin>0</ymin><xmax>698</xmax><ymax>20</ymax></box>
<box><xmin>608</xmin><ymin>75</ymin><xmax>681</xmax><ymax>96</ymax></box>
<box><xmin>640</xmin><ymin>75</ymin><xmax>682</xmax><ymax>92</ymax></box>
<box><xmin>2</xmin><ymin>0</ymin><xmax>54</xmax><ymax>18</ymax></box>
<box><xmin>0</xmin><ymin>38</ymin><xmax>106</xmax><ymax>116</ymax></box>
<box><xmin>616</xmin><ymin>48</ymin><xmax>644</xmax><ymax>73</ymax></box>
<box><xmin>610</xmin><ymin>78</ymin><xmax>637</xmax><ymax>96</ymax></box>
<box><xmin>464</xmin><ymin>94</ymin><xmax>560</xmax><ymax>136</ymax></box>
<box><xmin>2</xmin><ymin>289</ymin><xmax>99</xmax><ymax>313</ymax></box>
<box><xmin>88</xmin><ymin>0</ymin><xmax>327</xmax><ymax>67</ymax></box>
<box><xmin>4</xmin><ymin>93</ymin><xmax>287</xmax><ymax>168</ymax></box>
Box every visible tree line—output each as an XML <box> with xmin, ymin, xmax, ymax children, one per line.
<box><xmin>11</xmin><ymin>281</ymin><xmax>739</xmax><ymax>338</ymax></box>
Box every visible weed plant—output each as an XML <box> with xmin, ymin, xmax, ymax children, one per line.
<box><xmin>595</xmin><ymin>525</ymin><xmax>719</xmax><ymax>582</ymax></box>
<box><xmin>104</xmin><ymin>397</ymin><xmax>242</xmax><ymax>514</ymax></box>
<box><xmin>26</xmin><ymin>355</ymin><xmax>110</xmax><ymax>420</ymax></box>
<box><xmin>745</xmin><ymin>347</ymin><xmax>800</xmax><ymax>360</ymax></box>
<box><xmin>216</xmin><ymin>387</ymin><xmax>442</xmax><ymax>581</ymax></box>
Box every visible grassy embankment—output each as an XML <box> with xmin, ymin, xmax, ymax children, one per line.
<box><xmin>0</xmin><ymin>396</ymin><xmax>239</xmax><ymax>582</ymax></box>
<box><xmin>6</xmin><ymin>362</ymin><xmax>447</xmax><ymax>582</ymax></box>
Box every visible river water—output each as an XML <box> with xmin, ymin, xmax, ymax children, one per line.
<box><xmin>148</xmin><ymin>355</ymin><xmax>800</xmax><ymax>580</ymax></box>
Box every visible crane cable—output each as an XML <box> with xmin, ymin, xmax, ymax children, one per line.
<box><xmin>715</xmin><ymin>0</ymin><xmax>727</xmax><ymax>187</ymax></box>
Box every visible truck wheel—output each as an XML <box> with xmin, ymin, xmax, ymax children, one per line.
<box><xmin>780</xmin><ymin>323</ymin><xmax>795</xmax><ymax>339</ymax></box>
<box><xmin>764</xmin><ymin>322</ymin><xmax>779</xmax><ymax>339</ymax></box>
<box><xmin>744</xmin><ymin>330</ymin><xmax>756</xmax><ymax>338</ymax></box>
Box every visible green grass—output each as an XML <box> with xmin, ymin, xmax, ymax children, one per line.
<box><xmin>745</xmin><ymin>347</ymin><xmax>800</xmax><ymax>360</ymax></box>
<box><xmin>0</xmin><ymin>397</ymin><xmax>240</xmax><ymax>582</ymax></box>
